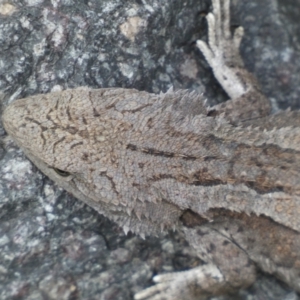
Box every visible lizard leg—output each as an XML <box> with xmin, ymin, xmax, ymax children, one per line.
<box><xmin>134</xmin><ymin>264</ymin><xmax>224</xmax><ymax>300</ymax></box>
<box><xmin>197</xmin><ymin>0</ymin><xmax>271</xmax><ymax>124</ymax></box>
<box><xmin>134</xmin><ymin>225</ymin><xmax>256</xmax><ymax>300</ymax></box>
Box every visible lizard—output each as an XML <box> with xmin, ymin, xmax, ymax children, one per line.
<box><xmin>2</xmin><ymin>0</ymin><xmax>300</xmax><ymax>299</ymax></box>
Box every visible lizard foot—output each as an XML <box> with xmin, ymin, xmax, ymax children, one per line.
<box><xmin>197</xmin><ymin>0</ymin><xmax>246</xmax><ymax>99</ymax></box>
<box><xmin>134</xmin><ymin>264</ymin><xmax>224</xmax><ymax>300</ymax></box>
<box><xmin>195</xmin><ymin>0</ymin><xmax>271</xmax><ymax>123</ymax></box>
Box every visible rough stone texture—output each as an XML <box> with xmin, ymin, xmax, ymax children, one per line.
<box><xmin>0</xmin><ymin>0</ymin><xmax>299</xmax><ymax>299</ymax></box>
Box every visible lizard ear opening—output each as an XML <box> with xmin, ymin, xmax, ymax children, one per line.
<box><xmin>53</xmin><ymin>168</ymin><xmax>71</xmax><ymax>177</ymax></box>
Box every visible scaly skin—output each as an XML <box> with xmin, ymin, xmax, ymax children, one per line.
<box><xmin>2</xmin><ymin>0</ymin><xmax>300</xmax><ymax>298</ymax></box>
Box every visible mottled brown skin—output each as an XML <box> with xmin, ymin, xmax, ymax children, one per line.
<box><xmin>182</xmin><ymin>209</ymin><xmax>300</xmax><ymax>295</ymax></box>
<box><xmin>2</xmin><ymin>0</ymin><xmax>300</xmax><ymax>299</ymax></box>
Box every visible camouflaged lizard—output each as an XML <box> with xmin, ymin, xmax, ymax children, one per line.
<box><xmin>3</xmin><ymin>0</ymin><xmax>300</xmax><ymax>298</ymax></box>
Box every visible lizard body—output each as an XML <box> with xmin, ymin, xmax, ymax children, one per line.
<box><xmin>2</xmin><ymin>0</ymin><xmax>300</xmax><ymax>298</ymax></box>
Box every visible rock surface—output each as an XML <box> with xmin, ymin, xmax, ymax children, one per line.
<box><xmin>0</xmin><ymin>0</ymin><xmax>300</xmax><ymax>299</ymax></box>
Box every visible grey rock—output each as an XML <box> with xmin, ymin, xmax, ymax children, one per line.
<box><xmin>0</xmin><ymin>0</ymin><xmax>300</xmax><ymax>299</ymax></box>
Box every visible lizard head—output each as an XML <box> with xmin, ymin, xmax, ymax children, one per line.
<box><xmin>2</xmin><ymin>87</ymin><xmax>184</xmax><ymax>235</ymax></box>
<box><xmin>3</xmin><ymin>88</ymin><xmax>130</xmax><ymax>172</ymax></box>
<box><xmin>2</xmin><ymin>88</ymin><xmax>133</xmax><ymax>204</ymax></box>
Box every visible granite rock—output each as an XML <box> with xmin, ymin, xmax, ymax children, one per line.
<box><xmin>0</xmin><ymin>0</ymin><xmax>300</xmax><ymax>299</ymax></box>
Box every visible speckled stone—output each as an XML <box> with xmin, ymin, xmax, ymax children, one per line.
<box><xmin>0</xmin><ymin>0</ymin><xmax>300</xmax><ymax>299</ymax></box>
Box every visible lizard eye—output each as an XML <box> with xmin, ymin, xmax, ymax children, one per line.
<box><xmin>53</xmin><ymin>168</ymin><xmax>71</xmax><ymax>177</ymax></box>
